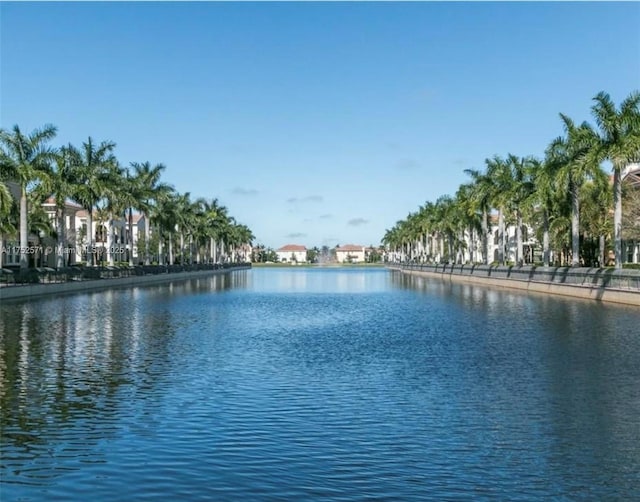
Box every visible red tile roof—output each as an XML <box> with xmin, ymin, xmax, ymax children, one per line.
<box><xmin>278</xmin><ymin>244</ymin><xmax>307</xmax><ymax>252</ymax></box>
<box><xmin>336</xmin><ymin>244</ymin><xmax>364</xmax><ymax>252</ymax></box>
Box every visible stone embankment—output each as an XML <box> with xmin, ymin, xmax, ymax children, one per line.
<box><xmin>0</xmin><ymin>264</ymin><xmax>251</xmax><ymax>302</ymax></box>
<box><xmin>390</xmin><ymin>263</ymin><xmax>640</xmax><ymax>306</ymax></box>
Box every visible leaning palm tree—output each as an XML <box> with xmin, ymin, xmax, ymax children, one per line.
<box><xmin>0</xmin><ymin>124</ymin><xmax>57</xmax><ymax>268</ymax></box>
<box><xmin>591</xmin><ymin>91</ymin><xmax>640</xmax><ymax>268</ymax></box>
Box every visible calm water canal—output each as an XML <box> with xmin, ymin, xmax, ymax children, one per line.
<box><xmin>1</xmin><ymin>267</ymin><xmax>639</xmax><ymax>500</ymax></box>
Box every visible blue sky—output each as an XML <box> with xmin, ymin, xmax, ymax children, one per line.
<box><xmin>1</xmin><ymin>2</ymin><xmax>639</xmax><ymax>249</ymax></box>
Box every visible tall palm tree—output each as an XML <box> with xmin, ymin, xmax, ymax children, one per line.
<box><xmin>131</xmin><ymin>162</ymin><xmax>172</xmax><ymax>265</ymax></box>
<box><xmin>464</xmin><ymin>168</ymin><xmax>494</xmax><ymax>264</ymax></box>
<box><xmin>485</xmin><ymin>155</ymin><xmax>513</xmax><ymax>264</ymax></box>
<box><xmin>529</xmin><ymin>155</ymin><xmax>562</xmax><ymax>266</ymax></box>
<box><xmin>0</xmin><ymin>180</ymin><xmax>16</xmax><ymax>269</ymax></box>
<box><xmin>67</xmin><ymin>137</ymin><xmax>117</xmax><ymax>266</ymax></box>
<box><xmin>580</xmin><ymin>174</ymin><xmax>612</xmax><ymax>266</ymax></box>
<box><xmin>505</xmin><ymin>154</ymin><xmax>535</xmax><ymax>265</ymax></box>
<box><xmin>591</xmin><ymin>91</ymin><xmax>640</xmax><ymax>268</ymax></box>
<box><xmin>45</xmin><ymin>145</ymin><xmax>78</xmax><ymax>267</ymax></box>
<box><xmin>0</xmin><ymin>124</ymin><xmax>57</xmax><ymax>268</ymax></box>
<box><xmin>549</xmin><ymin>114</ymin><xmax>601</xmax><ymax>266</ymax></box>
<box><xmin>154</xmin><ymin>187</ymin><xmax>179</xmax><ymax>265</ymax></box>
<box><xmin>130</xmin><ymin>161</ymin><xmax>172</xmax><ymax>265</ymax></box>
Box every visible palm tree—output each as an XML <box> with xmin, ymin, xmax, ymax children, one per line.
<box><xmin>485</xmin><ymin>155</ymin><xmax>513</xmax><ymax>264</ymax></box>
<box><xmin>45</xmin><ymin>146</ymin><xmax>78</xmax><ymax>267</ymax></box>
<box><xmin>0</xmin><ymin>124</ymin><xmax>57</xmax><ymax>268</ymax></box>
<box><xmin>0</xmin><ymin>180</ymin><xmax>16</xmax><ymax>269</ymax></box>
<box><xmin>67</xmin><ymin>137</ymin><xmax>117</xmax><ymax>266</ymax></box>
<box><xmin>130</xmin><ymin>161</ymin><xmax>172</xmax><ymax>265</ymax></box>
<box><xmin>549</xmin><ymin>114</ymin><xmax>601</xmax><ymax>266</ymax></box>
<box><xmin>529</xmin><ymin>155</ymin><xmax>562</xmax><ymax>266</ymax></box>
<box><xmin>591</xmin><ymin>91</ymin><xmax>640</xmax><ymax>268</ymax></box>
<box><xmin>154</xmin><ymin>187</ymin><xmax>179</xmax><ymax>265</ymax></box>
<box><xmin>464</xmin><ymin>168</ymin><xmax>494</xmax><ymax>264</ymax></box>
<box><xmin>505</xmin><ymin>154</ymin><xmax>535</xmax><ymax>265</ymax></box>
<box><xmin>580</xmin><ymin>174</ymin><xmax>613</xmax><ymax>266</ymax></box>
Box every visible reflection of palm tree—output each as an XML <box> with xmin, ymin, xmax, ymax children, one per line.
<box><xmin>0</xmin><ymin>124</ymin><xmax>57</xmax><ymax>269</ymax></box>
<box><xmin>591</xmin><ymin>91</ymin><xmax>640</xmax><ymax>268</ymax></box>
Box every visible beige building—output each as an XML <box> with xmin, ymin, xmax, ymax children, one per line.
<box><xmin>276</xmin><ymin>244</ymin><xmax>307</xmax><ymax>263</ymax></box>
<box><xmin>335</xmin><ymin>244</ymin><xmax>365</xmax><ymax>263</ymax></box>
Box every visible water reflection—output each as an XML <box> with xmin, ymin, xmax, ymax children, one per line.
<box><xmin>0</xmin><ymin>272</ymin><xmax>248</xmax><ymax>487</ymax></box>
<box><xmin>1</xmin><ymin>268</ymin><xmax>639</xmax><ymax>500</ymax></box>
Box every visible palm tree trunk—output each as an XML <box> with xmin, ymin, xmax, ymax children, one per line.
<box><xmin>144</xmin><ymin>213</ymin><xmax>150</xmax><ymax>265</ymax></box>
<box><xmin>613</xmin><ymin>168</ymin><xmax>623</xmax><ymax>268</ymax></box>
<box><xmin>127</xmin><ymin>208</ymin><xmax>134</xmax><ymax>266</ymax></box>
<box><xmin>498</xmin><ymin>209</ymin><xmax>505</xmax><ymax>265</ymax></box>
<box><xmin>86</xmin><ymin>207</ymin><xmax>94</xmax><ymax>266</ymax></box>
<box><xmin>571</xmin><ymin>180</ymin><xmax>580</xmax><ymax>267</ymax></box>
<box><xmin>179</xmin><ymin>232</ymin><xmax>185</xmax><ymax>264</ymax></box>
<box><xmin>482</xmin><ymin>209</ymin><xmax>489</xmax><ymax>265</ymax></box>
<box><xmin>19</xmin><ymin>186</ymin><xmax>28</xmax><ymax>269</ymax></box>
<box><xmin>168</xmin><ymin>233</ymin><xmax>174</xmax><ymax>265</ymax></box>
<box><xmin>155</xmin><ymin>228</ymin><xmax>161</xmax><ymax>265</ymax></box>
<box><xmin>56</xmin><ymin>207</ymin><xmax>65</xmax><ymax>269</ymax></box>
<box><xmin>543</xmin><ymin>210</ymin><xmax>550</xmax><ymax>267</ymax></box>
<box><xmin>516</xmin><ymin>210</ymin><xmax>523</xmax><ymax>266</ymax></box>
<box><xmin>599</xmin><ymin>234</ymin><xmax>606</xmax><ymax>268</ymax></box>
<box><xmin>108</xmin><ymin>217</ymin><xmax>115</xmax><ymax>266</ymax></box>
<box><xmin>469</xmin><ymin>227</ymin><xmax>475</xmax><ymax>264</ymax></box>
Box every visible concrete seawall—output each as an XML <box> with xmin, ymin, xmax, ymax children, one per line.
<box><xmin>0</xmin><ymin>266</ymin><xmax>251</xmax><ymax>302</ymax></box>
<box><xmin>391</xmin><ymin>263</ymin><xmax>640</xmax><ymax>307</ymax></box>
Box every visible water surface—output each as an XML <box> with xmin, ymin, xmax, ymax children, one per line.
<box><xmin>1</xmin><ymin>267</ymin><xmax>639</xmax><ymax>500</ymax></box>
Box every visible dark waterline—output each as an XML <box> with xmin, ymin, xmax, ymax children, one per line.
<box><xmin>1</xmin><ymin>267</ymin><xmax>639</xmax><ymax>500</ymax></box>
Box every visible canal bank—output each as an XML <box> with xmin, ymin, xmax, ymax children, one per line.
<box><xmin>0</xmin><ymin>264</ymin><xmax>251</xmax><ymax>302</ymax></box>
<box><xmin>391</xmin><ymin>263</ymin><xmax>640</xmax><ymax>307</ymax></box>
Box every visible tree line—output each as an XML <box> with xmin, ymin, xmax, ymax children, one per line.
<box><xmin>382</xmin><ymin>91</ymin><xmax>640</xmax><ymax>269</ymax></box>
<box><xmin>0</xmin><ymin>125</ymin><xmax>254</xmax><ymax>269</ymax></box>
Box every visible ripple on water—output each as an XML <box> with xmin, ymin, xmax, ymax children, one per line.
<box><xmin>1</xmin><ymin>268</ymin><xmax>640</xmax><ymax>500</ymax></box>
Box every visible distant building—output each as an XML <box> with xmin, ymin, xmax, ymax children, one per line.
<box><xmin>335</xmin><ymin>244</ymin><xmax>365</xmax><ymax>263</ymax></box>
<box><xmin>276</xmin><ymin>244</ymin><xmax>307</xmax><ymax>263</ymax></box>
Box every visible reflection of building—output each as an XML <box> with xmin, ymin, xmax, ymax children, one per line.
<box><xmin>335</xmin><ymin>244</ymin><xmax>365</xmax><ymax>263</ymax></box>
<box><xmin>276</xmin><ymin>244</ymin><xmax>306</xmax><ymax>263</ymax></box>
